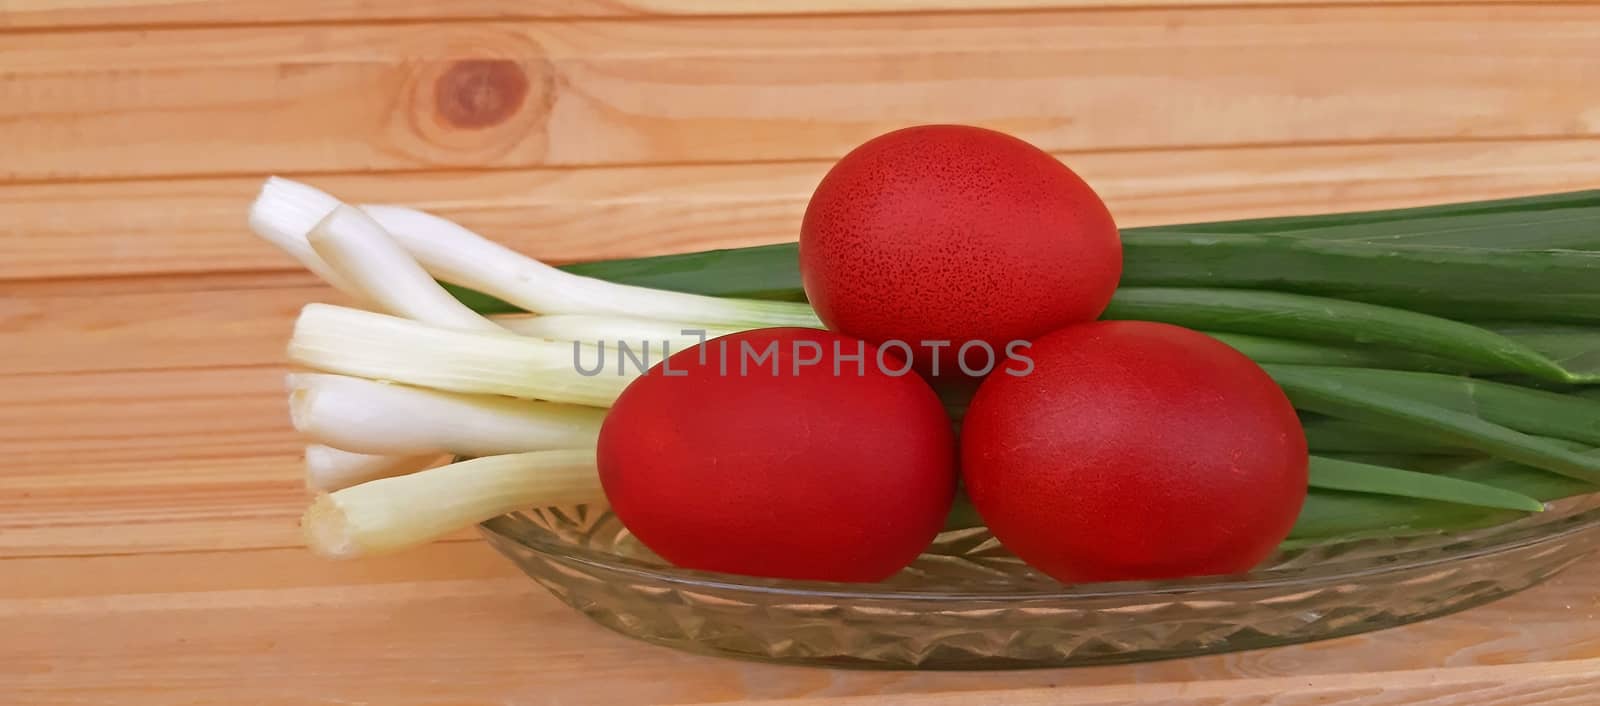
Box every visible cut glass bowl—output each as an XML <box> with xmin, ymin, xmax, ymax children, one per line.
<box><xmin>480</xmin><ymin>494</ymin><xmax>1600</xmax><ymax>669</ymax></box>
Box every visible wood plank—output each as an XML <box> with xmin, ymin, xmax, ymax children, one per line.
<box><xmin>5</xmin><ymin>544</ymin><xmax>1600</xmax><ymax>705</ymax></box>
<box><xmin>0</xmin><ymin>366</ymin><xmax>293</xmax><ymax>466</ymax></box>
<box><xmin>0</xmin><ymin>364</ymin><xmax>476</xmax><ymax>556</ymax></box>
<box><xmin>0</xmin><ymin>452</ymin><xmax>306</xmax><ymax>556</ymax></box>
<box><xmin>0</xmin><ymin>271</ymin><xmax>324</xmax><ymax>298</ymax></box>
<box><xmin>1</xmin><ymin>0</ymin><xmax>1580</xmax><ymax>31</ymax></box>
<box><xmin>0</xmin><ymin>542</ymin><xmax>519</xmax><ymax>599</ymax></box>
<box><xmin>737</xmin><ymin>661</ymin><xmax>1600</xmax><ymax>705</ymax></box>
<box><xmin>3</xmin><ymin>6</ymin><xmax>1600</xmax><ymax>180</ymax></box>
<box><xmin>0</xmin><ymin>162</ymin><xmax>817</xmax><ymax>281</ymax></box>
<box><xmin>0</xmin><ymin>285</ymin><xmax>316</xmax><ymax>375</ymax></box>
<box><xmin>5</xmin><ymin>137</ymin><xmax>1599</xmax><ymax>283</ymax></box>
<box><xmin>0</xmin><ymin>366</ymin><xmax>305</xmax><ymax>555</ymax></box>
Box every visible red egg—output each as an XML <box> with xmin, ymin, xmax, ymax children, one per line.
<box><xmin>596</xmin><ymin>328</ymin><xmax>957</xmax><ymax>583</ymax></box>
<box><xmin>800</xmin><ymin>125</ymin><xmax>1122</xmax><ymax>374</ymax></box>
<box><xmin>960</xmin><ymin>321</ymin><xmax>1308</xmax><ymax>583</ymax></box>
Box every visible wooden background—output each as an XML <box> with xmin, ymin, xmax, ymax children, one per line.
<box><xmin>4</xmin><ymin>1</ymin><xmax>1600</xmax><ymax>704</ymax></box>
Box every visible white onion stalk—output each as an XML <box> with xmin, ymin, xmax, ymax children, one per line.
<box><xmin>495</xmin><ymin>313</ymin><xmax>742</xmax><ymax>351</ymax></box>
<box><xmin>289</xmin><ymin>303</ymin><xmax>635</xmax><ymax>407</ymax></box>
<box><xmin>288</xmin><ymin>373</ymin><xmax>606</xmax><ymax>457</ymax></box>
<box><xmin>303</xmin><ymin>449</ymin><xmax>603</xmax><ymax>558</ymax></box>
<box><xmin>252</xmin><ymin>176</ymin><xmax>819</xmax><ymax>327</ymax></box>
<box><xmin>247</xmin><ymin>178</ymin><xmax>369</xmax><ymax>302</ymax></box>
<box><xmin>304</xmin><ymin>445</ymin><xmax>439</xmax><ymax>493</ymax></box>
<box><xmin>358</xmin><ymin>203</ymin><xmax>821</xmax><ymax>328</ymax></box>
<box><xmin>308</xmin><ymin>205</ymin><xmax>504</xmax><ymax>333</ymax></box>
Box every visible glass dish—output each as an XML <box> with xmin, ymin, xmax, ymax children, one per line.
<box><xmin>479</xmin><ymin>494</ymin><xmax>1600</xmax><ymax>670</ymax></box>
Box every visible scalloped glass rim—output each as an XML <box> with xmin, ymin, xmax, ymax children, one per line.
<box><xmin>480</xmin><ymin>492</ymin><xmax>1600</xmax><ymax>600</ymax></box>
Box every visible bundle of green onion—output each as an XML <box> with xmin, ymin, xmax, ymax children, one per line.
<box><xmin>252</xmin><ymin>177</ymin><xmax>1600</xmax><ymax>559</ymax></box>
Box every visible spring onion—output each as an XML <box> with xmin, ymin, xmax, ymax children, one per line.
<box><xmin>1291</xmin><ymin>442</ymin><xmax>1600</xmax><ymax>541</ymax></box>
<box><xmin>304</xmin><ymin>445</ymin><xmax>439</xmax><ymax>493</ymax></box>
<box><xmin>1119</xmin><ymin>232</ymin><xmax>1600</xmax><ymax>316</ymax></box>
<box><xmin>493</xmin><ymin>314</ymin><xmax>742</xmax><ymax>350</ymax></box>
<box><xmin>1208</xmin><ymin>333</ymin><xmax>1480</xmax><ymax>374</ymax></box>
<box><xmin>303</xmin><ymin>449</ymin><xmax>603</xmax><ymax>558</ymax></box>
<box><xmin>246</xmin><ymin>178</ymin><xmax>370</xmax><ymax>302</ymax></box>
<box><xmin>1265</xmin><ymin>364</ymin><xmax>1600</xmax><ymax>484</ymax></box>
<box><xmin>453</xmin><ymin>191</ymin><xmax>1600</xmax><ymax>305</ymax></box>
<box><xmin>1105</xmin><ymin>288</ymin><xmax>1590</xmax><ymax>384</ymax></box>
<box><xmin>1243</xmin><ymin>205</ymin><xmax>1600</xmax><ymax>248</ymax></box>
<box><xmin>1306</xmin><ymin>456</ymin><xmax>1543</xmax><ymax>512</ymax></box>
<box><xmin>1301</xmin><ymin>368</ymin><xmax>1600</xmax><ymax>447</ymax></box>
<box><xmin>307</xmin><ymin>205</ymin><xmax>503</xmax><ymax>333</ymax></box>
<box><xmin>288</xmin><ymin>373</ymin><xmax>605</xmax><ymax>457</ymax></box>
<box><xmin>1135</xmin><ymin>189</ymin><xmax>1600</xmax><ymax>240</ymax></box>
<box><xmin>1447</xmin><ymin>450</ymin><xmax>1599</xmax><ymax>502</ymax></box>
<box><xmin>507</xmin><ymin>251</ymin><xmax>1599</xmax><ymax>379</ymax></box>
<box><xmin>1479</xmin><ymin>323</ymin><xmax>1600</xmax><ymax>381</ymax></box>
<box><xmin>288</xmin><ymin>303</ymin><xmax>634</xmax><ymax>407</ymax></box>
<box><xmin>1299</xmin><ymin>416</ymin><xmax>1470</xmax><ymax>456</ymax></box>
<box><xmin>1288</xmin><ymin>490</ymin><xmax>1512</xmax><ymax>542</ymax></box>
<box><xmin>1314</xmin><ymin>453</ymin><xmax>1481</xmax><ymax>473</ymax></box>
<box><xmin>253</xmin><ymin>177</ymin><xmax>820</xmax><ymax>328</ymax></box>
<box><xmin>359</xmin><ymin>206</ymin><xmax>819</xmax><ymax>328</ymax></box>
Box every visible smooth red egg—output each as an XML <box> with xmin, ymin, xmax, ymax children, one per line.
<box><xmin>799</xmin><ymin>124</ymin><xmax>1122</xmax><ymax>374</ymax></box>
<box><xmin>959</xmin><ymin>321</ymin><xmax>1308</xmax><ymax>583</ymax></box>
<box><xmin>596</xmin><ymin>328</ymin><xmax>957</xmax><ymax>583</ymax></box>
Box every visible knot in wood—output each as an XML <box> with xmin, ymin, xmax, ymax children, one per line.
<box><xmin>434</xmin><ymin>59</ymin><xmax>529</xmax><ymax>130</ymax></box>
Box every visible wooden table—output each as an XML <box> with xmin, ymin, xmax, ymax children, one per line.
<box><xmin>5</xmin><ymin>1</ymin><xmax>1600</xmax><ymax>703</ymax></box>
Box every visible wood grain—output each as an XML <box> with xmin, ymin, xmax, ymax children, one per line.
<box><xmin>0</xmin><ymin>366</ymin><xmax>304</xmax><ymax>556</ymax></box>
<box><xmin>1</xmin><ymin>0</ymin><xmax>1585</xmax><ymax>30</ymax></box>
<box><xmin>4</xmin><ymin>137</ymin><xmax>1599</xmax><ymax>283</ymax></box>
<box><xmin>4</xmin><ymin>6</ymin><xmax>1600</xmax><ymax>180</ymax></box>
<box><xmin>732</xmin><ymin>661</ymin><xmax>1600</xmax><ymax>705</ymax></box>
<box><xmin>0</xmin><ymin>287</ymin><xmax>313</xmax><ymax>375</ymax></box>
<box><xmin>0</xmin><ymin>366</ymin><xmax>294</xmax><ymax>467</ymax></box>
<box><xmin>5</xmin><ymin>541</ymin><xmax>1600</xmax><ymax>705</ymax></box>
<box><xmin>0</xmin><ymin>543</ymin><xmax>517</xmax><ymax>600</ymax></box>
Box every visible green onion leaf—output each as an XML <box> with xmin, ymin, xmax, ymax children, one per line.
<box><xmin>1445</xmin><ymin>450</ymin><xmax>1598</xmax><ymax>503</ymax></box>
<box><xmin>1106</xmin><ymin>288</ymin><xmax>1588</xmax><ymax>384</ymax></box>
<box><xmin>1264</xmin><ymin>365</ymin><xmax>1600</xmax><ymax>484</ymax></box>
<box><xmin>1484</xmin><ymin>323</ymin><xmax>1600</xmax><ymax>381</ymax></box>
<box><xmin>1210</xmin><ymin>333</ymin><xmax>1479</xmax><ymax>374</ymax></box>
<box><xmin>1119</xmin><ymin>232</ymin><xmax>1600</xmax><ymax>318</ymax></box>
<box><xmin>1300</xmin><ymin>415</ymin><xmax>1469</xmax><ymax>455</ymax></box>
<box><xmin>1285</xmin><ymin>368</ymin><xmax>1600</xmax><ymax>448</ymax></box>
<box><xmin>1136</xmin><ymin>189</ymin><xmax>1600</xmax><ymax>238</ymax></box>
<box><xmin>1289</xmin><ymin>490</ymin><xmax>1511</xmax><ymax>542</ymax></box>
<box><xmin>1307</xmin><ymin>456</ymin><xmax>1544</xmax><ymax>512</ymax></box>
<box><xmin>1291</xmin><ymin>444</ymin><xmax>1600</xmax><ymax>542</ymax></box>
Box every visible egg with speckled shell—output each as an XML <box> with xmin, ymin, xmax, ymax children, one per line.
<box><xmin>798</xmin><ymin>124</ymin><xmax>1122</xmax><ymax>374</ymax></box>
